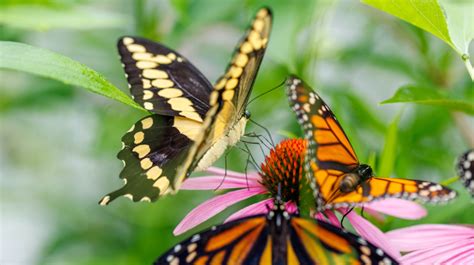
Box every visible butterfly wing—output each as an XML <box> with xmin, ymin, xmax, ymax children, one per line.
<box><xmin>287</xmin><ymin>76</ymin><xmax>457</xmax><ymax>209</ymax></box>
<box><xmin>118</xmin><ymin>36</ymin><xmax>213</xmax><ymax>121</ymax></box>
<box><xmin>286</xmin><ymin>76</ymin><xmax>359</xmax><ymax>208</ymax></box>
<box><xmin>328</xmin><ymin>177</ymin><xmax>457</xmax><ymax>207</ymax></box>
<box><xmin>154</xmin><ymin>215</ymin><xmax>270</xmax><ymax>265</ymax></box>
<box><xmin>290</xmin><ymin>218</ymin><xmax>397</xmax><ymax>265</ymax></box>
<box><xmin>457</xmin><ymin>149</ymin><xmax>474</xmax><ymax>196</ymax></box>
<box><xmin>99</xmin><ymin>115</ymin><xmax>203</xmax><ymax>205</ymax></box>
<box><xmin>174</xmin><ymin>8</ymin><xmax>272</xmax><ymax>185</ymax></box>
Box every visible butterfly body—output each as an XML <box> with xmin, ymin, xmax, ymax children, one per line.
<box><xmin>100</xmin><ymin>8</ymin><xmax>272</xmax><ymax>205</ymax></box>
<box><xmin>154</xmin><ymin>201</ymin><xmax>397</xmax><ymax>265</ymax></box>
<box><xmin>286</xmin><ymin>76</ymin><xmax>457</xmax><ymax>211</ymax></box>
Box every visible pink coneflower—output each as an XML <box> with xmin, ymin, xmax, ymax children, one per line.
<box><xmin>386</xmin><ymin>224</ymin><xmax>474</xmax><ymax>264</ymax></box>
<box><xmin>174</xmin><ymin>138</ymin><xmax>426</xmax><ymax>260</ymax></box>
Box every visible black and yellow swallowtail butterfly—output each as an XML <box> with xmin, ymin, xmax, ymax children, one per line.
<box><xmin>99</xmin><ymin>8</ymin><xmax>272</xmax><ymax>205</ymax></box>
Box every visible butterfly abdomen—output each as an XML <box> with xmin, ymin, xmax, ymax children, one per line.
<box><xmin>195</xmin><ymin>116</ymin><xmax>248</xmax><ymax>171</ymax></box>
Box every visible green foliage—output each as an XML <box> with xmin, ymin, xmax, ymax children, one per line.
<box><xmin>378</xmin><ymin>111</ymin><xmax>402</xmax><ymax>177</ymax></box>
<box><xmin>0</xmin><ymin>5</ymin><xmax>127</xmax><ymax>31</ymax></box>
<box><xmin>0</xmin><ymin>41</ymin><xmax>144</xmax><ymax>111</ymax></box>
<box><xmin>382</xmin><ymin>85</ymin><xmax>474</xmax><ymax>115</ymax></box>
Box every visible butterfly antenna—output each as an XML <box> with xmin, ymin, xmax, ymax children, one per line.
<box><xmin>248</xmin><ymin>119</ymin><xmax>275</xmax><ymax>147</ymax></box>
<box><xmin>360</xmin><ymin>206</ymin><xmax>366</xmax><ymax>218</ymax></box>
<box><xmin>247</xmin><ymin>78</ymin><xmax>286</xmax><ymax>106</ymax></box>
<box><xmin>340</xmin><ymin>207</ymin><xmax>355</xmax><ymax>229</ymax></box>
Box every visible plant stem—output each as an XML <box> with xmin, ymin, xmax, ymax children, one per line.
<box><xmin>462</xmin><ymin>54</ymin><xmax>474</xmax><ymax>81</ymax></box>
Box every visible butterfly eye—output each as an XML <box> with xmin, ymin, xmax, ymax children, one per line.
<box><xmin>340</xmin><ymin>173</ymin><xmax>360</xmax><ymax>193</ymax></box>
<box><xmin>357</xmin><ymin>164</ymin><xmax>373</xmax><ymax>180</ymax></box>
<box><xmin>244</xmin><ymin>110</ymin><xmax>251</xmax><ymax>119</ymax></box>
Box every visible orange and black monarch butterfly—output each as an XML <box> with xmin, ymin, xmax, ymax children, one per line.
<box><xmin>99</xmin><ymin>8</ymin><xmax>271</xmax><ymax>205</ymax></box>
<box><xmin>286</xmin><ymin>75</ymin><xmax>457</xmax><ymax>211</ymax></box>
<box><xmin>154</xmin><ymin>199</ymin><xmax>397</xmax><ymax>265</ymax></box>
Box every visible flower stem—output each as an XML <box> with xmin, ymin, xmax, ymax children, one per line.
<box><xmin>462</xmin><ymin>54</ymin><xmax>474</xmax><ymax>81</ymax></box>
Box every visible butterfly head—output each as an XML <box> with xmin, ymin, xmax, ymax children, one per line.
<box><xmin>357</xmin><ymin>164</ymin><xmax>373</xmax><ymax>180</ymax></box>
<box><xmin>243</xmin><ymin>109</ymin><xmax>251</xmax><ymax>119</ymax></box>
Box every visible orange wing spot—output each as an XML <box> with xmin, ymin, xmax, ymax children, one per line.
<box><xmin>295</xmin><ymin>218</ymin><xmax>352</xmax><ymax>254</ymax></box>
<box><xmin>326</xmin><ymin>118</ymin><xmax>357</xmax><ymax>159</ymax></box>
<box><xmin>311</xmin><ymin>115</ymin><xmax>329</xmax><ymax>129</ymax></box>
<box><xmin>206</xmin><ymin>218</ymin><xmax>264</xmax><ymax>251</ymax></box>
<box><xmin>259</xmin><ymin>236</ymin><xmax>272</xmax><ymax>265</ymax></box>
<box><xmin>210</xmin><ymin>251</ymin><xmax>226</xmax><ymax>265</ymax></box>
<box><xmin>377</xmin><ymin>177</ymin><xmax>418</xmax><ymax>193</ymax></box>
<box><xmin>194</xmin><ymin>256</ymin><xmax>208</xmax><ymax>265</ymax></box>
<box><xmin>228</xmin><ymin>224</ymin><xmax>264</xmax><ymax>263</ymax></box>
<box><xmin>331</xmin><ymin>191</ymin><xmax>366</xmax><ymax>204</ymax></box>
<box><xmin>298</xmin><ymin>95</ymin><xmax>309</xmax><ymax>102</ymax></box>
<box><xmin>327</xmin><ymin>169</ymin><xmax>344</xmax><ymax>176</ymax></box>
<box><xmin>310</xmin><ymin>161</ymin><xmax>319</xmax><ymax>171</ymax></box>
<box><xmin>387</xmin><ymin>182</ymin><xmax>403</xmax><ymax>195</ymax></box>
<box><xmin>316</xmin><ymin>170</ymin><xmax>328</xmax><ymax>179</ymax></box>
<box><xmin>287</xmin><ymin>239</ymin><xmax>300</xmax><ymax>265</ymax></box>
<box><xmin>317</xmin><ymin>145</ymin><xmax>358</xmax><ymax>165</ymax></box>
<box><xmin>315</xmin><ymin>130</ymin><xmax>339</xmax><ymax>144</ymax></box>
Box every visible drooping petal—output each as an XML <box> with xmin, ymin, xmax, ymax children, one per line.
<box><xmin>285</xmin><ymin>201</ymin><xmax>298</xmax><ymax>214</ymax></box>
<box><xmin>205</xmin><ymin>167</ymin><xmax>260</xmax><ymax>180</ymax></box>
<box><xmin>173</xmin><ymin>187</ymin><xmax>266</xmax><ymax>235</ymax></box>
<box><xmin>401</xmin><ymin>238</ymin><xmax>474</xmax><ymax>264</ymax></box>
<box><xmin>343</xmin><ymin>209</ymin><xmax>401</xmax><ymax>260</ymax></box>
<box><xmin>181</xmin><ymin>176</ymin><xmax>262</xmax><ymax>190</ymax></box>
<box><xmin>225</xmin><ymin>198</ymin><xmax>273</xmax><ymax>222</ymax></box>
<box><xmin>364</xmin><ymin>198</ymin><xmax>427</xmax><ymax>220</ymax></box>
<box><xmin>386</xmin><ymin>224</ymin><xmax>474</xmax><ymax>252</ymax></box>
<box><xmin>325</xmin><ymin>210</ymin><xmax>342</xmax><ymax>228</ymax></box>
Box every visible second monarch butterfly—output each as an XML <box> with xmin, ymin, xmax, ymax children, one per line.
<box><xmin>286</xmin><ymin>75</ymin><xmax>457</xmax><ymax>211</ymax></box>
<box><xmin>154</xmin><ymin>198</ymin><xmax>397</xmax><ymax>265</ymax></box>
<box><xmin>99</xmin><ymin>8</ymin><xmax>272</xmax><ymax>205</ymax></box>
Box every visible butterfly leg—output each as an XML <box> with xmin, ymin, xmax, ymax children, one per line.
<box><xmin>248</xmin><ymin>118</ymin><xmax>275</xmax><ymax>147</ymax></box>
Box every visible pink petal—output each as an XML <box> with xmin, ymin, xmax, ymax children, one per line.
<box><xmin>325</xmin><ymin>210</ymin><xmax>342</xmax><ymax>228</ymax></box>
<box><xmin>401</xmin><ymin>238</ymin><xmax>474</xmax><ymax>264</ymax></box>
<box><xmin>315</xmin><ymin>212</ymin><xmax>326</xmax><ymax>222</ymax></box>
<box><xmin>205</xmin><ymin>167</ymin><xmax>260</xmax><ymax>180</ymax></box>
<box><xmin>386</xmin><ymin>224</ymin><xmax>474</xmax><ymax>252</ymax></box>
<box><xmin>225</xmin><ymin>198</ymin><xmax>273</xmax><ymax>222</ymax></box>
<box><xmin>181</xmin><ymin>176</ymin><xmax>261</xmax><ymax>190</ymax></box>
<box><xmin>364</xmin><ymin>198</ymin><xmax>427</xmax><ymax>220</ymax></box>
<box><xmin>343</xmin><ymin>209</ymin><xmax>401</xmax><ymax>260</ymax></box>
<box><xmin>173</xmin><ymin>187</ymin><xmax>266</xmax><ymax>235</ymax></box>
<box><xmin>285</xmin><ymin>201</ymin><xmax>298</xmax><ymax>214</ymax></box>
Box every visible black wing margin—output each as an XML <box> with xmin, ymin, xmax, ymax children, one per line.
<box><xmin>118</xmin><ymin>36</ymin><xmax>213</xmax><ymax>121</ymax></box>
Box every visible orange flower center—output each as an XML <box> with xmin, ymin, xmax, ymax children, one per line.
<box><xmin>259</xmin><ymin>139</ymin><xmax>307</xmax><ymax>203</ymax></box>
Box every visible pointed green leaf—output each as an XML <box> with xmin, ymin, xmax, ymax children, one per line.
<box><xmin>439</xmin><ymin>0</ymin><xmax>474</xmax><ymax>55</ymax></box>
<box><xmin>381</xmin><ymin>85</ymin><xmax>474</xmax><ymax>115</ymax></box>
<box><xmin>362</xmin><ymin>0</ymin><xmax>456</xmax><ymax>51</ymax></box>
<box><xmin>0</xmin><ymin>41</ymin><xmax>144</xmax><ymax>111</ymax></box>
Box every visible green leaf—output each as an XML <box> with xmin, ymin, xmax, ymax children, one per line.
<box><xmin>0</xmin><ymin>41</ymin><xmax>144</xmax><ymax>111</ymax></box>
<box><xmin>0</xmin><ymin>5</ymin><xmax>126</xmax><ymax>31</ymax></box>
<box><xmin>362</xmin><ymin>0</ymin><xmax>456</xmax><ymax>51</ymax></box>
<box><xmin>439</xmin><ymin>0</ymin><xmax>474</xmax><ymax>55</ymax></box>
<box><xmin>381</xmin><ymin>85</ymin><xmax>474</xmax><ymax>115</ymax></box>
<box><xmin>379</xmin><ymin>111</ymin><xmax>402</xmax><ymax>177</ymax></box>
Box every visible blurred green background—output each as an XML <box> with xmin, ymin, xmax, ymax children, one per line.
<box><xmin>1</xmin><ymin>0</ymin><xmax>472</xmax><ymax>264</ymax></box>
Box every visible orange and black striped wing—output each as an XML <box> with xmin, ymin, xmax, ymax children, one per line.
<box><xmin>286</xmin><ymin>75</ymin><xmax>359</xmax><ymax>207</ymax></box>
<box><xmin>99</xmin><ymin>115</ymin><xmax>202</xmax><ymax>205</ymax></box>
<box><xmin>290</xmin><ymin>218</ymin><xmax>397</xmax><ymax>265</ymax></box>
<box><xmin>328</xmin><ymin>177</ymin><xmax>457</xmax><ymax>208</ymax></box>
<box><xmin>154</xmin><ymin>216</ymin><xmax>270</xmax><ymax>265</ymax></box>
<box><xmin>457</xmin><ymin>149</ymin><xmax>474</xmax><ymax>196</ymax></box>
<box><xmin>118</xmin><ymin>36</ymin><xmax>212</xmax><ymax>122</ymax></box>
